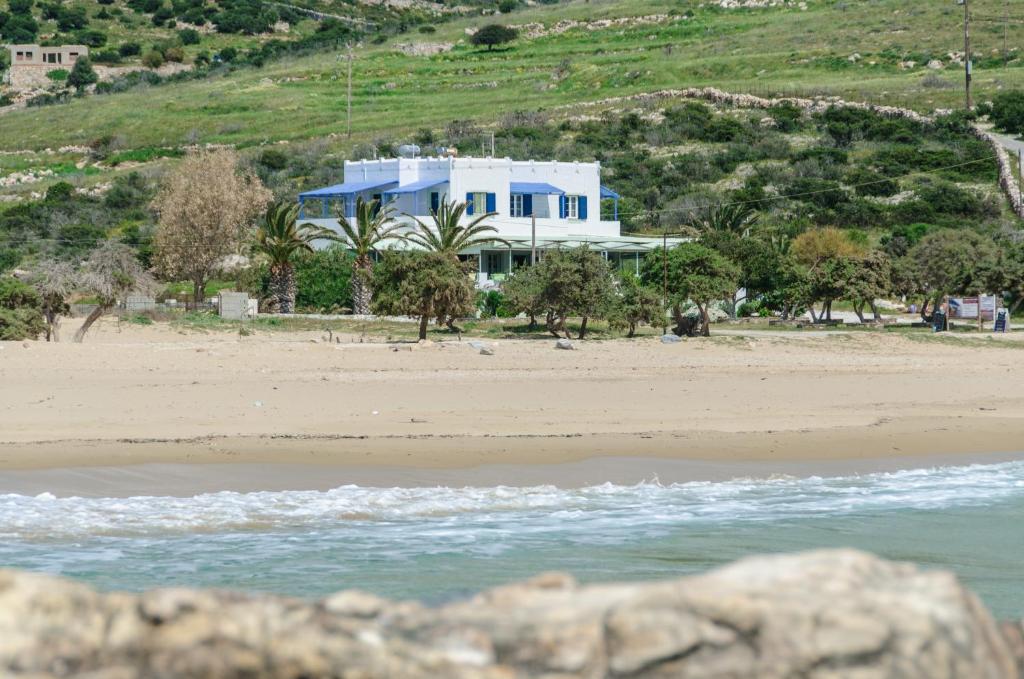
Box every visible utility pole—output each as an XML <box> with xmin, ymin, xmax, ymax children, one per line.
<box><xmin>662</xmin><ymin>230</ymin><xmax>668</xmax><ymax>334</ymax></box>
<box><xmin>962</xmin><ymin>0</ymin><xmax>973</xmax><ymax>109</ymax></box>
<box><xmin>531</xmin><ymin>213</ymin><xmax>536</xmax><ymax>266</ymax></box>
<box><xmin>346</xmin><ymin>43</ymin><xmax>353</xmax><ymax>138</ymax></box>
<box><xmin>490</xmin><ymin>132</ymin><xmax>495</xmax><ymax>157</ymax></box>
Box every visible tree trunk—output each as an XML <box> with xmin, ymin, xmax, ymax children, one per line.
<box><xmin>192</xmin><ymin>277</ymin><xmax>206</xmax><ymax>310</ymax></box>
<box><xmin>418</xmin><ymin>314</ymin><xmax>429</xmax><ymax>340</ymax></box>
<box><xmin>546</xmin><ymin>311</ymin><xmax>560</xmax><ymax>338</ymax></box>
<box><xmin>446</xmin><ymin>317</ymin><xmax>462</xmax><ymax>334</ymax></box>
<box><xmin>627</xmin><ymin>322</ymin><xmax>636</xmax><ymax>338</ymax></box>
<box><xmin>697</xmin><ymin>303</ymin><xmax>711</xmax><ymax>337</ymax></box>
<box><xmin>809</xmin><ymin>305</ymin><xmax>820</xmax><ymax>323</ymax></box>
<box><xmin>578</xmin><ymin>315</ymin><xmax>589</xmax><ymax>340</ymax></box>
<box><xmin>853</xmin><ymin>302</ymin><xmax>865</xmax><ymax>324</ymax></box>
<box><xmin>352</xmin><ymin>259</ymin><xmax>373</xmax><ymax>315</ymax></box>
<box><xmin>73</xmin><ymin>304</ymin><xmax>108</xmax><ymax>343</ymax></box>
<box><xmin>919</xmin><ymin>298</ymin><xmax>931</xmax><ymax>322</ymax></box>
<box><xmin>269</xmin><ymin>263</ymin><xmax>296</xmax><ymax>314</ymax></box>
<box><xmin>44</xmin><ymin>311</ymin><xmax>61</xmax><ymax>342</ymax></box>
<box><xmin>870</xmin><ymin>301</ymin><xmax>881</xmax><ymax>321</ymax></box>
<box><xmin>824</xmin><ymin>299</ymin><xmax>833</xmax><ymax>321</ymax></box>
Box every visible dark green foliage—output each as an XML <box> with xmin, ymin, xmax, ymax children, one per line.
<box><xmin>57</xmin><ymin>222</ymin><xmax>106</xmax><ymax>257</ymax></box>
<box><xmin>45</xmin><ymin>181</ymin><xmax>74</xmax><ymax>202</ymax></box>
<box><xmin>470</xmin><ymin>23</ymin><xmax>518</xmax><ymax>51</ymax></box>
<box><xmin>991</xmin><ymin>90</ymin><xmax>1024</xmax><ymax>136</ymax></box>
<box><xmin>118</xmin><ymin>41</ymin><xmax>142</xmax><ymax>56</ymax></box>
<box><xmin>91</xmin><ymin>49</ymin><xmax>122</xmax><ymax>64</ymax></box>
<box><xmin>845</xmin><ymin>166</ymin><xmax>899</xmax><ymax>197</ymax></box>
<box><xmin>53</xmin><ymin>5</ymin><xmax>88</xmax><ymax>31</ymax></box>
<box><xmin>212</xmin><ymin>0</ymin><xmax>276</xmax><ymax>35</ymax></box>
<box><xmin>218</xmin><ymin>46</ymin><xmax>237</xmax><ymax>62</ymax></box>
<box><xmin>372</xmin><ymin>250</ymin><xmax>476</xmax><ymax>339</ymax></box>
<box><xmin>292</xmin><ymin>246</ymin><xmax>353</xmax><ymax>312</ymax></box>
<box><xmin>641</xmin><ymin>243</ymin><xmax>738</xmax><ymax>336</ymax></box>
<box><xmin>178</xmin><ymin>27</ymin><xmax>200</xmax><ymax>44</ymax></box>
<box><xmin>74</xmin><ymin>29</ymin><xmax>107</xmax><ymax>47</ymax></box>
<box><xmin>258</xmin><ymin>148</ymin><xmax>288</xmax><ymax>170</ymax></box>
<box><xmin>0</xmin><ymin>278</ymin><xmax>45</xmax><ymax>341</ymax></box>
<box><xmin>767</xmin><ymin>102</ymin><xmax>804</xmax><ymax>132</ymax></box>
<box><xmin>152</xmin><ymin>5</ymin><xmax>174</xmax><ymax>25</ymax></box>
<box><xmin>2</xmin><ymin>12</ymin><xmax>38</xmax><ymax>41</ymax></box>
<box><xmin>67</xmin><ymin>56</ymin><xmax>98</xmax><ymax>91</ymax></box>
<box><xmin>498</xmin><ymin>0</ymin><xmax>517</xmax><ymax>12</ymax></box>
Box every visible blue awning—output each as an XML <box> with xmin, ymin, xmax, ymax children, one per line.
<box><xmin>510</xmin><ymin>182</ymin><xmax>564</xmax><ymax>195</ymax></box>
<box><xmin>600</xmin><ymin>185</ymin><xmax>621</xmax><ymax>199</ymax></box>
<box><xmin>387</xmin><ymin>178</ymin><xmax>447</xmax><ymax>194</ymax></box>
<box><xmin>299</xmin><ymin>179</ymin><xmax>397</xmax><ymax>199</ymax></box>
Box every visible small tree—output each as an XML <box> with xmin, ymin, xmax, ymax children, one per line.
<box><xmin>903</xmin><ymin>229</ymin><xmax>1000</xmax><ymax>319</ymax></box>
<box><xmin>610</xmin><ymin>272</ymin><xmax>663</xmax><ymax>338</ymax></box>
<box><xmin>846</xmin><ymin>250</ymin><xmax>893</xmax><ymax>323</ymax></box>
<box><xmin>789</xmin><ymin>227</ymin><xmax>864</xmax><ymax>321</ymax></box>
<box><xmin>67</xmin><ymin>56</ymin><xmax>98</xmax><ymax>92</ymax></box>
<box><xmin>991</xmin><ymin>90</ymin><xmax>1024</xmax><ymax>135</ymax></box>
<box><xmin>73</xmin><ymin>242</ymin><xmax>155</xmax><ymax>342</ymax></box>
<box><xmin>372</xmin><ymin>251</ymin><xmax>476</xmax><ymax>340</ymax></box>
<box><xmin>470</xmin><ymin>24</ymin><xmax>518</xmax><ymax>51</ymax></box>
<box><xmin>642</xmin><ymin>243</ymin><xmax>739</xmax><ymax>337</ymax></box>
<box><xmin>254</xmin><ymin>201</ymin><xmax>335</xmax><ymax>313</ymax></box>
<box><xmin>502</xmin><ymin>264</ymin><xmax>545</xmax><ymax>329</ymax></box>
<box><xmin>27</xmin><ymin>258</ymin><xmax>77</xmax><ymax>341</ymax></box>
<box><xmin>152</xmin><ymin>149</ymin><xmax>271</xmax><ymax>307</ymax></box>
<box><xmin>519</xmin><ymin>247</ymin><xmax>617</xmax><ymax>339</ymax></box>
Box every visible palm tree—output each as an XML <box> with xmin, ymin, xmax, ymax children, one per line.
<box><xmin>255</xmin><ymin>201</ymin><xmax>335</xmax><ymax>313</ymax></box>
<box><xmin>334</xmin><ymin>197</ymin><xmax>404</xmax><ymax>315</ymax></box>
<box><xmin>403</xmin><ymin>196</ymin><xmax>505</xmax><ymax>257</ymax></box>
<box><xmin>689</xmin><ymin>203</ymin><xmax>758</xmax><ymax>239</ymax></box>
<box><xmin>404</xmin><ymin>196</ymin><xmax>505</xmax><ymax>331</ymax></box>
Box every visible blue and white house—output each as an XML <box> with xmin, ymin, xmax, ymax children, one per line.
<box><xmin>298</xmin><ymin>156</ymin><xmax>681</xmax><ymax>283</ymax></box>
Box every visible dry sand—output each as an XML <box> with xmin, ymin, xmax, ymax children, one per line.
<box><xmin>1</xmin><ymin>316</ymin><xmax>1023</xmax><ymax>492</ymax></box>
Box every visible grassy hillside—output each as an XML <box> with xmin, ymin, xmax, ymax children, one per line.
<box><xmin>3</xmin><ymin>0</ymin><xmax>1024</xmax><ymax>209</ymax></box>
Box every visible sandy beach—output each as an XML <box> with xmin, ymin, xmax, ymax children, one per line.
<box><xmin>2</xmin><ymin>317</ymin><xmax>1024</xmax><ymax>492</ymax></box>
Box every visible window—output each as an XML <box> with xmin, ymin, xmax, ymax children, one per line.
<box><xmin>15</xmin><ymin>51</ymin><xmax>24</xmax><ymax>61</ymax></box>
<box><xmin>510</xmin><ymin>193</ymin><xmax>524</xmax><ymax>218</ymax></box>
<box><xmin>430</xmin><ymin>191</ymin><xmax>440</xmax><ymax>214</ymax></box>
<box><xmin>566</xmin><ymin>195</ymin><xmax>579</xmax><ymax>220</ymax></box>
<box><xmin>471</xmin><ymin>192</ymin><xmax>487</xmax><ymax>213</ymax></box>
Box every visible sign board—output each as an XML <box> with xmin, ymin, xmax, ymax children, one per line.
<box><xmin>218</xmin><ymin>292</ymin><xmax>251</xmax><ymax>320</ymax></box>
<box><xmin>994</xmin><ymin>309</ymin><xmax>1010</xmax><ymax>333</ymax></box>
<box><xmin>949</xmin><ymin>296</ymin><xmax>997</xmax><ymax>320</ymax></box>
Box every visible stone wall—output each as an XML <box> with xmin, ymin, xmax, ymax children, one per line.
<box><xmin>0</xmin><ymin>549</ymin><xmax>1021</xmax><ymax>678</ymax></box>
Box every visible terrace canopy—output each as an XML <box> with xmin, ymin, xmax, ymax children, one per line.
<box><xmin>298</xmin><ymin>179</ymin><xmax>398</xmax><ymax>218</ymax></box>
<box><xmin>600</xmin><ymin>185</ymin><xmax>621</xmax><ymax>221</ymax></box>
<box><xmin>509</xmin><ymin>182</ymin><xmax>565</xmax><ymax>195</ymax></box>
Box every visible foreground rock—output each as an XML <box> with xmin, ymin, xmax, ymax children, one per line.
<box><xmin>0</xmin><ymin>550</ymin><xmax>1019</xmax><ymax>678</ymax></box>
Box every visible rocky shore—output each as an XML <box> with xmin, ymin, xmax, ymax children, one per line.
<box><xmin>1</xmin><ymin>549</ymin><xmax>1021</xmax><ymax>678</ymax></box>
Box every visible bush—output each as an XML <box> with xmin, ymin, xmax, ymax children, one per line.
<box><xmin>258</xmin><ymin>148</ymin><xmax>287</xmax><ymax>170</ymax></box>
<box><xmin>67</xmin><ymin>56</ymin><xmax>98</xmax><ymax>90</ymax></box>
<box><xmin>417</xmin><ymin>24</ymin><xmax>435</xmax><ymax>33</ymax></box>
<box><xmin>217</xmin><ymin>46</ymin><xmax>237</xmax><ymax>62</ymax></box>
<box><xmin>294</xmin><ymin>246</ymin><xmax>353</xmax><ymax>312</ymax></box>
<box><xmin>991</xmin><ymin>90</ymin><xmax>1024</xmax><ymax>135</ymax></box>
<box><xmin>142</xmin><ymin>50</ymin><xmax>164</xmax><ymax>68</ymax></box>
<box><xmin>74</xmin><ymin>28</ymin><xmax>108</xmax><ymax>47</ymax></box>
<box><xmin>118</xmin><ymin>41</ymin><xmax>142</xmax><ymax>56</ymax></box>
<box><xmin>498</xmin><ymin>0</ymin><xmax>517</xmax><ymax>12</ymax></box>
<box><xmin>178</xmin><ymin>27</ymin><xmax>200</xmax><ymax>44</ymax></box>
<box><xmin>91</xmin><ymin>49</ymin><xmax>123</xmax><ymax>64</ymax></box>
<box><xmin>152</xmin><ymin>6</ymin><xmax>174</xmax><ymax>25</ymax></box>
<box><xmin>163</xmin><ymin>46</ymin><xmax>185</xmax><ymax>62</ymax></box>
<box><xmin>0</xmin><ymin>278</ymin><xmax>45</xmax><ymax>341</ymax></box>
<box><xmin>46</xmin><ymin>68</ymin><xmax>69</xmax><ymax>82</ymax></box>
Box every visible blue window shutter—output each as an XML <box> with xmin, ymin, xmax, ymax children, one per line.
<box><xmin>578</xmin><ymin>196</ymin><xmax>588</xmax><ymax>220</ymax></box>
<box><xmin>465</xmin><ymin>192</ymin><xmax>474</xmax><ymax>215</ymax></box>
<box><xmin>431</xmin><ymin>192</ymin><xmax>440</xmax><ymax>213</ymax></box>
<box><xmin>523</xmin><ymin>194</ymin><xmax>533</xmax><ymax>216</ymax></box>
<box><xmin>486</xmin><ymin>193</ymin><xmax>496</xmax><ymax>213</ymax></box>
<box><xmin>508</xmin><ymin>193</ymin><xmax>515</xmax><ymax>214</ymax></box>
<box><xmin>559</xmin><ymin>195</ymin><xmax>567</xmax><ymax>219</ymax></box>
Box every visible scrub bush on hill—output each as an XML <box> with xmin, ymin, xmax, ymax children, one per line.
<box><xmin>991</xmin><ymin>90</ymin><xmax>1024</xmax><ymax>136</ymax></box>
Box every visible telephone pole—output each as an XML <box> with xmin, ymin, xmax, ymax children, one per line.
<box><xmin>346</xmin><ymin>43</ymin><xmax>353</xmax><ymax>138</ymax></box>
<box><xmin>962</xmin><ymin>0</ymin><xmax>973</xmax><ymax>109</ymax></box>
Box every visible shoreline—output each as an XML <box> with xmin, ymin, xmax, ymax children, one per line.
<box><xmin>1</xmin><ymin>419</ymin><xmax>1022</xmax><ymax>496</ymax></box>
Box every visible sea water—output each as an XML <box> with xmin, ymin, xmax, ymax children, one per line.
<box><xmin>1</xmin><ymin>460</ymin><xmax>1022</xmax><ymax>619</ymax></box>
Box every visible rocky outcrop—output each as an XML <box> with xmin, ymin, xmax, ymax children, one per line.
<box><xmin>0</xmin><ymin>549</ymin><xmax>1020</xmax><ymax>678</ymax></box>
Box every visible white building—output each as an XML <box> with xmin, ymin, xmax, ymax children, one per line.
<box><xmin>298</xmin><ymin>156</ymin><xmax>682</xmax><ymax>282</ymax></box>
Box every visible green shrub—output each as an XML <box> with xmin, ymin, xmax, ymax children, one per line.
<box><xmin>46</xmin><ymin>68</ymin><xmax>69</xmax><ymax>82</ymax></box>
<box><xmin>418</xmin><ymin>24</ymin><xmax>435</xmax><ymax>33</ymax></box>
<box><xmin>0</xmin><ymin>278</ymin><xmax>45</xmax><ymax>341</ymax></box>
<box><xmin>74</xmin><ymin>29</ymin><xmax>108</xmax><ymax>47</ymax></box>
<box><xmin>991</xmin><ymin>90</ymin><xmax>1024</xmax><ymax>135</ymax></box>
<box><xmin>258</xmin><ymin>148</ymin><xmax>288</xmax><ymax>170</ymax></box>
<box><xmin>293</xmin><ymin>246</ymin><xmax>353</xmax><ymax>312</ymax></box>
<box><xmin>178</xmin><ymin>27</ymin><xmax>200</xmax><ymax>44</ymax></box>
<box><xmin>142</xmin><ymin>50</ymin><xmax>164</xmax><ymax>68</ymax></box>
<box><xmin>498</xmin><ymin>0</ymin><xmax>517</xmax><ymax>12</ymax></box>
<box><xmin>118</xmin><ymin>41</ymin><xmax>142</xmax><ymax>56</ymax></box>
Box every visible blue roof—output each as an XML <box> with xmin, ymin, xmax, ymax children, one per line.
<box><xmin>299</xmin><ymin>179</ymin><xmax>397</xmax><ymax>198</ymax></box>
<box><xmin>510</xmin><ymin>182</ymin><xmax>564</xmax><ymax>195</ymax></box>
<box><xmin>386</xmin><ymin>178</ymin><xmax>448</xmax><ymax>194</ymax></box>
<box><xmin>600</xmin><ymin>185</ymin><xmax>621</xmax><ymax>199</ymax></box>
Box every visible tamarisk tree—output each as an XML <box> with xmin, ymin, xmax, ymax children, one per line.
<box><xmin>152</xmin><ymin>149</ymin><xmax>271</xmax><ymax>306</ymax></box>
